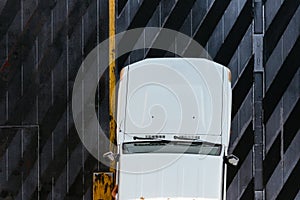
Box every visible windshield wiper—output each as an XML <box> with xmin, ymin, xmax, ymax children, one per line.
<box><xmin>173</xmin><ymin>136</ymin><xmax>218</xmax><ymax>145</ymax></box>
<box><xmin>173</xmin><ymin>136</ymin><xmax>200</xmax><ymax>141</ymax></box>
<box><xmin>133</xmin><ymin>136</ymin><xmax>166</xmax><ymax>141</ymax></box>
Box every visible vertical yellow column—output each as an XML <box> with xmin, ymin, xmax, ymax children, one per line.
<box><xmin>93</xmin><ymin>0</ymin><xmax>116</xmax><ymax>199</ymax></box>
<box><xmin>108</xmin><ymin>0</ymin><xmax>116</xmax><ymax>173</ymax></box>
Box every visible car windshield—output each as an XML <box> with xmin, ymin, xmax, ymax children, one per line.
<box><xmin>123</xmin><ymin>141</ymin><xmax>222</xmax><ymax>156</ymax></box>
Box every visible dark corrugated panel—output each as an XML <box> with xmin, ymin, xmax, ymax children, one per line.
<box><xmin>227</xmin><ymin>122</ymin><xmax>253</xmax><ymax>187</ymax></box>
<box><xmin>0</xmin><ymin>0</ymin><xmax>21</xmax><ymax>41</ymax></box>
<box><xmin>116</xmin><ymin>0</ymin><xmax>161</xmax><ymax>71</ymax></box>
<box><xmin>0</xmin><ymin>0</ymin><xmax>299</xmax><ymax>199</ymax></box>
<box><xmin>117</xmin><ymin>0</ymin><xmax>128</xmax><ymax>15</ymax></box>
<box><xmin>214</xmin><ymin>0</ymin><xmax>252</xmax><ymax>65</ymax></box>
<box><xmin>146</xmin><ymin>0</ymin><xmax>197</xmax><ymax>58</ymax></box>
<box><xmin>264</xmin><ymin>0</ymin><xmax>300</xmax><ymax>60</ymax></box>
<box><xmin>263</xmin><ymin>36</ymin><xmax>300</xmax><ymax>122</ymax></box>
<box><xmin>276</xmin><ymin>159</ymin><xmax>300</xmax><ymax>200</ymax></box>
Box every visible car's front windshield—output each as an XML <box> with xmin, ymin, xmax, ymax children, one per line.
<box><xmin>123</xmin><ymin>141</ymin><xmax>222</xmax><ymax>156</ymax></box>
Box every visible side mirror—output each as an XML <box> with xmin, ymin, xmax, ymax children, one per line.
<box><xmin>225</xmin><ymin>154</ymin><xmax>239</xmax><ymax>166</ymax></box>
<box><xmin>103</xmin><ymin>151</ymin><xmax>119</xmax><ymax>162</ymax></box>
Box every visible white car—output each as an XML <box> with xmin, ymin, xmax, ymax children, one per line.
<box><xmin>105</xmin><ymin>58</ymin><xmax>238</xmax><ymax>200</ymax></box>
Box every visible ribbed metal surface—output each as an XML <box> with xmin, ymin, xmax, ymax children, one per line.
<box><xmin>0</xmin><ymin>0</ymin><xmax>299</xmax><ymax>199</ymax></box>
<box><xmin>0</xmin><ymin>0</ymin><xmax>109</xmax><ymax>199</ymax></box>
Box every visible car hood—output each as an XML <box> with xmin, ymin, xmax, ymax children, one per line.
<box><xmin>122</xmin><ymin>58</ymin><xmax>224</xmax><ymax>136</ymax></box>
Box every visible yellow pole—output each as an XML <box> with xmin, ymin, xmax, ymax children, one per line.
<box><xmin>108</xmin><ymin>0</ymin><xmax>116</xmax><ymax>173</ymax></box>
<box><xmin>93</xmin><ymin>1</ymin><xmax>116</xmax><ymax>199</ymax></box>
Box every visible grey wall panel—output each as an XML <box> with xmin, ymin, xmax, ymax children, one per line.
<box><xmin>0</xmin><ymin>0</ymin><xmax>299</xmax><ymax>199</ymax></box>
<box><xmin>227</xmin><ymin>150</ymin><xmax>253</xmax><ymax>199</ymax></box>
<box><xmin>265</xmin><ymin>61</ymin><xmax>299</xmax><ymax>153</ymax></box>
<box><xmin>160</xmin><ymin>0</ymin><xmax>175</xmax><ymax>26</ymax></box>
<box><xmin>238</xmin><ymin>27</ymin><xmax>252</xmax><ymax>75</ymax></box>
<box><xmin>116</xmin><ymin>1</ymin><xmax>129</xmax><ymax>33</ymax></box>
<box><xmin>297</xmin><ymin>191</ymin><xmax>300</xmax><ymax>200</ymax></box>
<box><xmin>265</xmin><ymin>0</ymin><xmax>283</xmax><ymax>30</ymax></box>
<box><xmin>230</xmin><ymin>88</ymin><xmax>253</xmax><ymax>149</ymax></box>
<box><xmin>265</xmin><ymin>101</ymin><xmax>281</xmax><ymax>152</ymax></box>
<box><xmin>0</xmin><ymin>0</ymin><xmax>8</xmax><ymax>14</ymax></box>
<box><xmin>264</xmin><ymin>0</ymin><xmax>300</xmax><ymax>60</ymax></box>
<box><xmin>266</xmin><ymin>160</ymin><xmax>283</xmax><ymax>199</ymax></box>
<box><xmin>237</xmin><ymin>90</ymin><xmax>252</xmax><ymax>137</ymax></box>
<box><xmin>283</xmin><ymin>130</ymin><xmax>300</xmax><ymax>182</ymax></box>
<box><xmin>228</xmin><ymin>25</ymin><xmax>252</xmax><ymax>90</ymax></box>
<box><xmin>0</xmin><ymin>127</ymin><xmax>39</xmax><ymax>199</ymax></box>
<box><xmin>22</xmin><ymin>0</ymin><xmax>38</xmax><ymax>25</ymax></box>
<box><xmin>282</xmin><ymin>69</ymin><xmax>299</xmax><ymax>125</ymax></box>
<box><xmin>227</xmin><ymin>171</ymin><xmax>239</xmax><ymax>200</ymax></box>
<box><xmin>0</xmin><ymin>0</ymin><xmax>109</xmax><ymax>199</ymax></box>
<box><xmin>207</xmin><ymin>0</ymin><xmax>246</xmax><ymax>58</ymax></box>
<box><xmin>179</xmin><ymin>10</ymin><xmax>192</xmax><ymax>37</ymax></box>
<box><xmin>265</xmin><ymin>6</ymin><xmax>300</xmax><ymax>91</ymax></box>
<box><xmin>239</xmin><ymin>150</ymin><xmax>253</xmax><ymax>195</ymax></box>
<box><xmin>191</xmin><ymin>0</ymin><xmax>211</xmax><ymax>35</ymax></box>
<box><xmin>48</xmin><ymin>143</ymin><xmax>85</xmax><ymax>200</ymax></box>
<box><xmin>223</xmin><ymin>0</ymin><xmax>242</xmax><ymax>36</ymax></box>
<box><xmin>228</xmin><ymin>48</ymin><xmax>239</xmax><ymax>85</ymax></box>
